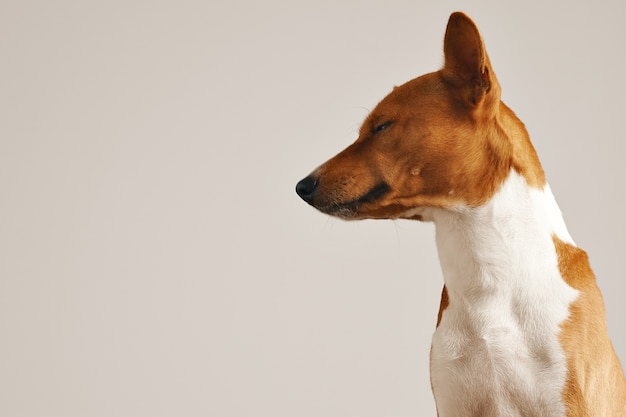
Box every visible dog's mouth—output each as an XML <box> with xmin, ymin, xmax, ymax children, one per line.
<box><xmin>314</xmin><ymin>182</ymin><xmax>391</xmax><ymax>219</ymax></box>
<box><xmin>297</xmin><ymin>177</ymin><xmax>426</xmax><ymax>220</ymax></box>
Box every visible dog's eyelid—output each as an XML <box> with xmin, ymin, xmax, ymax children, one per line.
<box><xmin>372</xmin><ymin>121</ymin><xmax>394</xmax><ymax>134</ymax></box>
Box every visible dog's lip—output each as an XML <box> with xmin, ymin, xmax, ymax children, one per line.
<box><xmin>354</xmin><ymin>182</ymin><xmax>391</xmax><ymax>204</ymax></box>
<box><xmin>315</xmin><ymin>182</ymin><xmax>391</xmax><ymax>216</ymax></box>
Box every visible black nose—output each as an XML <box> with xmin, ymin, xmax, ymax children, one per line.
<box><xmin>295</xmin><ymin>176</ymin><xmax>318</xmax><ymax>203</ymax></box>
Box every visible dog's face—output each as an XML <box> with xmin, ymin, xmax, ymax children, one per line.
<box><xmin>295</xmin><ymin>13</ymin><xmax>538</xmax><ymax>221</ymax></box>
<box><xmin>296</xmin><ymin>72</ymin><xmax>504</xmax><ymax>220</ymax></box>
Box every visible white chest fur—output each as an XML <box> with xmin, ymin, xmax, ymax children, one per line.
<box><xmin>429</xmin><ymin>171</ymin><xmax>579</xmax><ymax>417</ymax></box>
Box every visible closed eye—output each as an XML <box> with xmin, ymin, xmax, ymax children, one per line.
<box><xmin>372</xmin><ymin>121</ymin><xmax>393</xmax><ymax>134</ymax></box>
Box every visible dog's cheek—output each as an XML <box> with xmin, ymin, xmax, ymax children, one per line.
<box><xmin>392</xmin><ymin>166</ymin><xmax>426</xmax><ymax>200</ymax></box>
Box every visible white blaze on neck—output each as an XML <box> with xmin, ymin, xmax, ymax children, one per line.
<box><xmin>430</xmin><ymin>170</ymin><xmax>579</xmax><ymax>417</ymax></box>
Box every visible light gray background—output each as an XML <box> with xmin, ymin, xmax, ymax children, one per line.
<box><xmin>1</xmin><ymin>0</ymin><xmax>624</xmax><ymax>416</ymax></box>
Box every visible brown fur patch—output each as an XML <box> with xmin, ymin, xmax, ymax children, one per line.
<box><xmin>436</xmin><ymin>286</ymin><xmax>449</xmax><ymax>328</ymax></box>
<box><xmin>553</xmin><ymin>236</ymin><xmax>626</xmax><ymax>416</ymax></box>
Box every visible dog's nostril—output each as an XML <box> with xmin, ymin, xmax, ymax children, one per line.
<box><xmin>296</xmin><ymin>176</ymin><xmax>318</xmax><ymax>202</ymax></box>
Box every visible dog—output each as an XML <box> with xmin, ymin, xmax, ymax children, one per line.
<box><xmin>295</xmin><ymin>12</ymin><xmax>626</xmax><ymax>417</ymax></box>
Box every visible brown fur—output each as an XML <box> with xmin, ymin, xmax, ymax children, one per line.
<box><xmin>554</xmin><ymin>236</ymin><xmax>626</xmax><ymax>416</ymax></box>
<box><xmin>436</xmin><ymin>286</ymin><xmax>449</xmax><ymax>328</ymax></box>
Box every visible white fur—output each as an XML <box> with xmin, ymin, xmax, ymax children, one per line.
<box><xmin>427</xmin><ymin>170</ymin><xmax>579</xmax><ymax>417</ymax></box>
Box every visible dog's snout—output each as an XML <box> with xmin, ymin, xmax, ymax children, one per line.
<box><xmin>296</xmin><ymin>176</ymin><xmax>318</xmax><ymax>203</ymax></box>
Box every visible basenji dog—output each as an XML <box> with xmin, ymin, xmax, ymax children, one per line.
<box><xmin>295</xmin><ymin>12</ymin><xmax>626</xmax><ymax>416</ymax></box>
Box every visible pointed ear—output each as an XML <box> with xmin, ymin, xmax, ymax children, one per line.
<box><xmin>442</xmin><ymin>12</ymin><xmax>499</xmax><ymax>107</ymax></box>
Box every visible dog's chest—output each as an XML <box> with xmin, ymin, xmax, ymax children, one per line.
<box><xmin>428</xmin><ymin>172</ymin><xmax>579</xmax><ymax>417</ymax></box>
<box><xmin>431</xmin><ymin>297</ymin><xmax>571</xmax><ymax>417</ymax></box>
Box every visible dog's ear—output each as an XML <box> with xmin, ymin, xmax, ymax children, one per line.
<box><xmin>442</xmin><ymin>12</ymin><xmax>499</xmax><ymax>110</ymax></box>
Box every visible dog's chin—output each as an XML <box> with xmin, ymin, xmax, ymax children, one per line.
<box><xmin>315</xmin><ymin>202</ymin><xmax>362</xmax><ymax>220</ymax></box>
<box><xmin>315</xmin><ymin>200</ymin><xmax>428</xmax><ymax>222</ymax></box>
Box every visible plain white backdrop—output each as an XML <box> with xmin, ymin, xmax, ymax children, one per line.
<box><xmin>1</xmin><ymin>0</ymin><xmax>625</xmax><ymax>416</ymax></box>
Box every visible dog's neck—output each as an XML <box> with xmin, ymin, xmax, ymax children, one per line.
<box><xmin>428</xmin><ymin>170</ymin><xmax>582</xmax><ymax>414</ymax></box>
<box><xmin>430</xmin><ymin>170</ymin><xmax>576</xmax><ymax>307</ymax></box>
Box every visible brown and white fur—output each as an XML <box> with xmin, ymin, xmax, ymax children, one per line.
<box><xmin>295</xmin><ymin>12</ymin><xmax>626</xmax><ymax>416</ymax></box>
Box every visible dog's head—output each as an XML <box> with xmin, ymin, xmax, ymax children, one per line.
<box><xmin>295</xmin><ymin>12</ymin><xmax>544</xmax><ymax>221</ymax></box>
